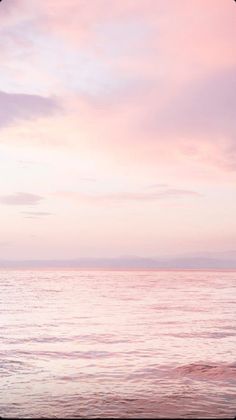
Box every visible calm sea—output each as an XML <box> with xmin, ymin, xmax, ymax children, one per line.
<box><xmin>0</xmin><ymin>270</ymin><xmax>235</xmax><ymax>418</ymax></box>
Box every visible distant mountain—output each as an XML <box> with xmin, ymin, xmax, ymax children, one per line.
<box><xmin>0</xmin><ymin>255</ymin><xmax>236</xmax><ymax>269</ymax></box>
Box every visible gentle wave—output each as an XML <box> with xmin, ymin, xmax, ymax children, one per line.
<box><xmin>174</xmin><ymin>362</ymin><xmax>236</xmax><ymax>380</ymax></box>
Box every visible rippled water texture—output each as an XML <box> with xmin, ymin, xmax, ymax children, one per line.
<box><xmin>0</xmin><ymin>270</ymin><xmax>236</xmax><ymax>418</ymax></box>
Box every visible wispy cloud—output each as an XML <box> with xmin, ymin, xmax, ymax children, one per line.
<box><xmin>59</xmin><ymin>186</ymin><xmax>201</xmax><ymax>203</ymax></box>
<box><xmin>21</xmin><ymin>211</ymin><xmax>53</xmax><ymax>217</ymax></box>
<box><xmin>0</xmin><ymin>91</ymin><xmax>59</xmax><ymax>129</ymax></box>
<box><xmin>152</xmin><ymin>67</ymin><xmax>236</xmax><ymax>139</ymax></box>
<box><xmin>0</xmin><ymin>192</ymin><xmax>44</xmax><ymax>206</ymax></box>
<box><xmin>90</xmin><ymin>189</ymin><xmax>201</xmax><ymax>202</ymax></box>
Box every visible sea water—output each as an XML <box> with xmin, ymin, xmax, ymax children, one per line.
<box><xmin>0</xmin><ymin>270</ymin><xmax>235</xmax><ymax>418</ymax></box>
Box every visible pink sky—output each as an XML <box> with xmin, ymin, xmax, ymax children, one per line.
<box><xmin>0</xmin><ymin>0</ymin><xmax>236</xmax><ymax>262</ymax></box>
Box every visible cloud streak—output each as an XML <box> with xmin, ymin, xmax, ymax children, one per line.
<box><xmin>0</xmin><ymin>192</ymin><xmax>44</xmax><ymax>206</ymax></box>
<box><xmin>60</xmin><ymin>187</ymin><xmax>201</xmax><ymax>203</ymax></box>
<box><xmin>21</xmin><ymin>211</ymin><xmax>52</xmax><ymax>216</ymax></box>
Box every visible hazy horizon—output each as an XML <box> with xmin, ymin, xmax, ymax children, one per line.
<box><xmin>1</xmin><ymin>252</ymin><xmax>236</xmax><ymax>269</ymax></box>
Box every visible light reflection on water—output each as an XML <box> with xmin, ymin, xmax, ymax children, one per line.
<box><xmin>0</xmin><ymin>270</ymin><xmax>236</xmax><ymax>418</ymax></box>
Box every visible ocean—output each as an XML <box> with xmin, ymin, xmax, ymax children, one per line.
<box><xmin>0</xmin><ymin>270</ymin><xmax>235</xmax><ymax>418</ymax></box>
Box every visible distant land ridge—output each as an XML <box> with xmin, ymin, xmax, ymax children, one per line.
<box><xmin>0</xmin><ymin>255</ymin><xmax>236</xmax><ymax>269</ymax></box>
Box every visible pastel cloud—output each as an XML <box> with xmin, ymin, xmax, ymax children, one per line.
<box><xmin>0</xmin><ymin>91</ymin><xmax>59</xmax><ymax>128</ymax></box>
<box><xmin>152</xmin><ymin>67</ymin><xmax>236</xmax><ymax>138</ymax></box>
<box><xmin>0</xmin><ymin>193</ymin><xmax>44</xmax><ymax>206</ymax></box>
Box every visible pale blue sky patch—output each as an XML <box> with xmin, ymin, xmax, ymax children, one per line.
<box><xmin>26</xmin><ymin>31</ymin><xmax>127</xmax><ymax>97</ymax></box>
<box><xmin>1</xmin><ymin>15</ymin><xmax>151</xmax><ymax>98</ymax></box>
<box><xmin>95</xmin><ymin>19</ymin><xmax>152</xmax><ymax>58</ymax></box>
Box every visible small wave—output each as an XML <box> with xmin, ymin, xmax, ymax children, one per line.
<box><xmin>7</xmin><ymin>336</ymin><xmax>73</xmax><ymax>344</ymax></box>
<box><xmin>0</xmin><ymin>359</ymin><xmax>32</xmax><ymax>377</ymax></box>
<box><xmin>72</xmin><ymin>333</ymin><xmax>129</xmax><ymax>345</ymax></box>
<box><xmin>174</xmin><ymin>362</ymin><xmax>236</xmax><ymax>380</ymax></box>
<box><xmin>16</xmin><ymin>350</ymin><xmax>113</xmax><ymax>360</ymax></box>
<box><xmin>162</xmin><ymin>331</ymin><xmax>236</xmax><ymax>339</ymax></box>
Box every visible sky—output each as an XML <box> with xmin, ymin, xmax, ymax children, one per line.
<box><xmin>0</xmin><ymin>0</ymin><xmax>236</xmax><ymax>265</ymax></box>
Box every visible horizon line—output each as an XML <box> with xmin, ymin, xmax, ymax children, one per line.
<box><xmin>0</xmin><ymin>256</ymin><xmax>236</xmax><ymax>270</ymax></box>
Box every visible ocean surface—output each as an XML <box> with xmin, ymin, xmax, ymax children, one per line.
<box><xmin>0</xmin><ymin>270</ymin><xmax>235</xmax><ymax>419</ymax></box>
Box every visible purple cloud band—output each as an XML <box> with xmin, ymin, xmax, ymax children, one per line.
<box><xmin>0</xmin><ymin>91</ymin><xmax>59</xmax><ymax>128</ymax></box>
